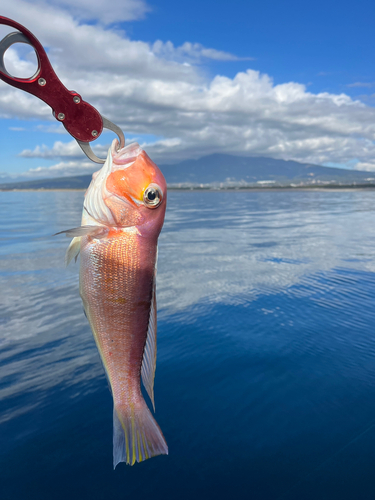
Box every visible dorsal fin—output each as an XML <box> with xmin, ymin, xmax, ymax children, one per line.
<box><xmin>141</xmin><ymin>273</ymin><xmax>157</xmax><ymax>411</ymax></box>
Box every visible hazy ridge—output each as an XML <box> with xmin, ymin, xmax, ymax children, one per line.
<box><xmin>1</xmin><ymin>153</ymin><xmax>374</xmax><ymax>190</ymax></box>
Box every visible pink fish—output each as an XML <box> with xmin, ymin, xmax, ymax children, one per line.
<box><xmin>63</xmin><ymin>140</ymin><xmax>168</xmax><ymax>467</ymax></box>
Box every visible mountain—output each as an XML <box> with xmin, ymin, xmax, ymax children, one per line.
<box><xmin>1</xmin><ymin>154</ymin><xmax>375</xmax><ymax>190</ymax></box>
<box><xmin>0</xmin><ymin>175</ymin><xmax>93</xmax><ymax>190</ymax></box>
<box><xmin>160</xmin><ymin>154</ymin><xmax>375</xmax><ymax>186</ymax></box>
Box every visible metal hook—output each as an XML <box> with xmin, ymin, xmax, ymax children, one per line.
<box><xmin>76</xmin><ymin>117</ymin><xmax>125</xmax><ymax>164</ymax></box>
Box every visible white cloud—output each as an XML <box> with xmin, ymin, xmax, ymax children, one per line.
<box><xmin>353</xmin><ymin>161</ymin><xmax>375</xmax><ymax>172</ymax></box>
<box><xmin>152</xmin><ymin>41</ymin><xmax>252</xmax><ymax>63</ymax></box>
<box><xmin>2</xmin><ymin>1</ymin><xmax>375</xmax><ymax>177</ymax></box>
<box><xmin>347</xmin><ymin>82</ymin><xmax>374</xmax><ymax>88</ymax></box>
<box><xmin>56</xmin><ymin>0</ymin><xmax>150</xmax><ymax>23</ymax></box>
<box><xmin>2</xmin><ymin>46</ymin><xmax>38</xmax><ymax>79</ymax></box>
<box><xmin>27</xmin><ymin>159</ymin><xmax>95</xmax><ymax>177</ymax></box>
<box><xmin>5</xmin><ymin>0</ymin><xmax>150</xmax><ymax>27</ymax></box>
<box><xmin>19</xmin><ymin>140</ymin><xmax>83</xmax><ymax>159</ymax></box>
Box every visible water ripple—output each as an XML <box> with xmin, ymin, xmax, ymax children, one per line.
<box><xmin>1</xmin><ymin>189</ymin><xmax>375</xmax><ymax>499</ymax></box>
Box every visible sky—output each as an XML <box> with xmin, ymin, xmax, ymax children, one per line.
<box><xmin>0</xmin><ymin>0</ymin><xmax>375</xmax><ymax>180</ymax></box>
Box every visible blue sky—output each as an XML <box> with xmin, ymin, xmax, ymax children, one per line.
<box><xmin>131</xmin><ymin>0</ymin><xmax>375</xmax><ymax>96</ymax></box>
<box><xmin>0</xmin><ymin>0</ymin><xmax>375</xmax><ymax>180</ymax></box>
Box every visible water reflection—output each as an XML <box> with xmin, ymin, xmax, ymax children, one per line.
<box><xmin>1</xmin><ymin>190</ymin><xmax>375</xmax><ymax>499</ymax></box>
<box><xmin>158</xmin><ymin>190</ymin><xmax>375</xmax><ymax>313</ymax></box>
<box><xmin>1</xmin><ymin>190</ymin><xmax>375</xmax><ymax>400</ymax></box>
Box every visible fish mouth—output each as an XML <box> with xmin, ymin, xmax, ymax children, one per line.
<box><xmin>111</xmin><ymin>141</ymin><xmax>142</xmax><ymax>168</ymax></box>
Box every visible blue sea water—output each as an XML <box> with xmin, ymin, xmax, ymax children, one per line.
<box><xmin>1</xmin><ymin>189</ymin><xmax>375</xmax><ymax>499</ymax></box>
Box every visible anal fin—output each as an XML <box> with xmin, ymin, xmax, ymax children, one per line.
<box><xmin>141</xmin><ymin>280</ymin><xmax>157</xmax><ymax>411</ymax></box>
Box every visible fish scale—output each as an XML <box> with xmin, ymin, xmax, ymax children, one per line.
<box><xmin>63</xmin><ymin>141</ymin><xmax>168</xmax><ymax>466</ymax></box>
<box><xmin>82</xmin><ymin>234</ymin><xmax>150</xmax><ymax>398</ymax></box>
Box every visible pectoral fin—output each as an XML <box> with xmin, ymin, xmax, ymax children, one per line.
<box><xmin>55</xmin><ymin>225</ymin><xmax>108</xmax><ymax>238</ymax></box>
<box><xmin>57</xmin><ymin>225</ymin><xmax>108</xmax><ymax>266</ymax></box>
<box><xmin>65</xmin><ymin>237</ymin><xmax>81</xmax><ymax>266</ymax></box>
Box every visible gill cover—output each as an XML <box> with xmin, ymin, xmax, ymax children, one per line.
<box><xmin>83</xmin><ymin>141</ymin><xmax>143</xmax><ymax>227</ymax></box>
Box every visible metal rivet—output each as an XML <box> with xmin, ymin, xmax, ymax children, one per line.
<box><xmin>38</xmin><ymin>78</ymin><xmax>46</xmax><ymax>86</ymax></box>
<box><xmin>73</xmin><ymin>96</ymin><xmax>80</xmax><ymax>104</ymax></box>
<box><xmin>57</xmin><ymin>113</ymin><xmax>65</xmax><ymax>121</ymax></box>
<box><xmin>91</xmin><ymin>130</ymin><xmax>98</xmax><ymax>137</ymax></box>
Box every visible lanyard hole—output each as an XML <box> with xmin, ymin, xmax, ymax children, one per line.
<box><xmin>0</xmin><ymin>31</ymin><xmax>39</xmax><ymax>80</ymax></box>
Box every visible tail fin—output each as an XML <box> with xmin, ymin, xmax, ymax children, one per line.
<box><xmin>113</xmin><ymin>401</ymin><xmax>168</xmax><ymax>468</ymax></box>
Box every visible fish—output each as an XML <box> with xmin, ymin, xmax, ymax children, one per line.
<box><xmin>61</xmin><ymin>140</ymin><xmax>168</xmax><ymax>467</ymax></box>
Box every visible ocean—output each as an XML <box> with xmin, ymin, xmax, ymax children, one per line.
<box><xmin>1</xmin><ymin>189</ymin><xmax>375</xmax><ymax>499</ymax></box>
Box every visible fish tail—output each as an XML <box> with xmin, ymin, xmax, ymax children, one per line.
<box><xmin>113</xmin><ymin>400</ymin><xmax>168</xmax><ymax>468</ymax></box>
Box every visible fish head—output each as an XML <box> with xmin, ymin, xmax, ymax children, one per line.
<box><xmin>84</xmin><ymin>140</ymin><xmax>167</xmax><ymax>237</ymax></box>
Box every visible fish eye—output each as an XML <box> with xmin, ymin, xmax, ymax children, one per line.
<box><xmin>143</xmin><ymin>184</ymin><xmax>163</xmax><ymax>209</ymax></box>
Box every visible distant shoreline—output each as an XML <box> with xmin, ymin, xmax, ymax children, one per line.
<box><xmin>3</xmin><ymin>153</ymin><xmax>375</xmax><ymax>193</ymax></box>
<box><xmin>2</xmin><ymin>184</ymin><xmax>375</xmax><ymax>192</ymax></box>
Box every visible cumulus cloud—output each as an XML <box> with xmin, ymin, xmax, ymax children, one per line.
<box><xmin>2</xmin><ymin>45</ymin><xmax>38</xmax><ymax>79</ymax></box>
<box><xmin>20</xmin><ymin>140</ymin><xmax>85</xmax><ymax>159</ymax></box>
<box><xmin>353</xmin><ymin>161</ymin><xmax>375</xmax><ymax>172</ymax></box>
<box><xmin>17</xmin><ymin>137</ymin><xmax>186</xmax><ymax>178</ymax></box>
<box><xmin>18</xmin><ymin>139</ymin><xmax>112</xmax><ymax>176</ymax></box>
<box><xmin>8</xmin><ymin>0</ymin><xmax>150</xmax><ymax>26</ymax></box>
<box><xmin>17</xmin><ymin>69</ymin><xmax>375</xmax><ymax>172</ymax></box>
<box><xmin>152</xmin><ymin>41</ymin><xmax>253</xmax><ymax>63</ymax></box>
<box><xmin>1</xmin><ymin>1</ymin><xmax>375</xmax><ymax>176</ymax></box>
<box><xmin>26</xmin><ymin>159</ymin><xmax>95</xmax><ymax>177</ymax></box>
